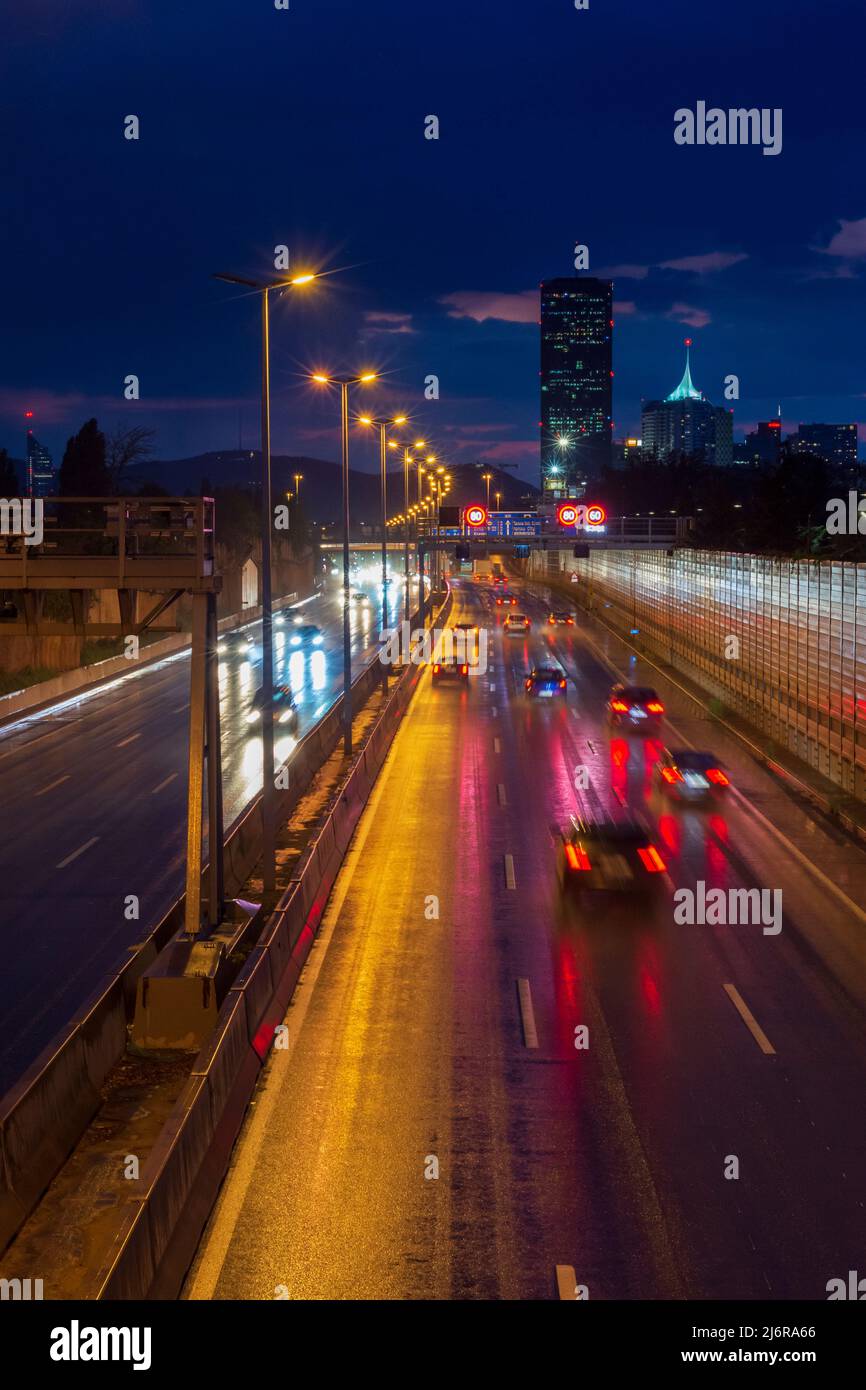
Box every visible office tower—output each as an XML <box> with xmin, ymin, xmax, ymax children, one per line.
<box><xmin>641</xmin><ymin>340</ymin><xmax>733</xmax><ymax>468</ymax></box>
<box><xmin>540</xmin><ymin>276</ymin><xmax>613</xmax><ymax>495</ymax></box>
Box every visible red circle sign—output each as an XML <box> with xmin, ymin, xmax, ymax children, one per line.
<box><xmin>585</xmin><ymin>504</ymin><xmax>606</xmax><ymax>526</ymax></box>
<box><xmin>557</xmin><ymin>503</ymin><xmax>578</xmax><ymax>527</ymax></box>
<box><xmin>465</xmin><ymin>505</ymin><xmax>488</xmax><ymax>528</ymax></box>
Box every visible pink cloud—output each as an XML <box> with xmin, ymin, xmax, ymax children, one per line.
<box><xmin>0</xmin><ymin>388</ymin><xmax>252</xmax><ymax>428</ymax></box>
<box><xmin>474</xmin><ymin>439</ymin><xmax>539</xmax><ymax>462</ymax></box>
<box><xmin>815</xmin><ymin>217</ymin><xmax>866</xmax><ymax>259</ymax></box>
<box><xmin>659</xmin><ymin>251</ymin><xmax>747</xmax><ymax>274</ymax></box>
<box><xmin>666</xmin><ymin>302</ymin><xmax>712</xmax><ymax>329</ymax></box>
<box><xmin>613</xmin><ymin>300</ymin><xmax>637</xmax><ymax>315</ymax></box>
<box><xmin>439</xmin><ymin>290</ymin><xmax>538</xmax><ymax>324</ymax></box>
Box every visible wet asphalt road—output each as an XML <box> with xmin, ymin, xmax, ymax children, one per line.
<box><xmin>0</xmin><ymin>564</ymin><xmax>410</xmax><ymax>1091</ymax></box>
<box><xmin>186</xmin><ymin>576</ymin><xmax>866</xmax><ymax>1301</ymax></box>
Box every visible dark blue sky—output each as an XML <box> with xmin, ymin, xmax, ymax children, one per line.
<box><xmin>2</xmin><ymin>0</ymin><xmax>865</xmax><ymax>482</ymax></box>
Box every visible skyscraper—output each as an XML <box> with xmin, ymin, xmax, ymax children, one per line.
<box><xmin>793</xmin><ymin>423</ymin><xmax>858</xmax><ymax>475</ymax></box>
<box><xmin>540</xmin><ymin>276</ymin><xmax>613</xmax><ymax>495</ymax></box>
<box><xmin>26</xmin><ymin>425</ymin><xmax>55</xmax><ymax>496</ymax></box>
<box><xmin>641</xmin><ymin>340</ymin><xmax>733</xmax><ymax>468</ymax></box>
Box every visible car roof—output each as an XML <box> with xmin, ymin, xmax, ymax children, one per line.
<box><xmin>666</xmin><ymin>749</ymin><xmax>718</xmax><ymax>769</ymax></box>
<box><xmin>614</xmin><ymin>686</ymin><xmax>659</xmax><ymax>701</ymax></box>
<box><xmin>531</xmin><ymin>666</ymin><xmax>561</xmax><ymax>677</ymax></box>
<box><xmin>570</xmin><ymin>816</ymin><xmax>649</xmax><ymax>843</ymax></box>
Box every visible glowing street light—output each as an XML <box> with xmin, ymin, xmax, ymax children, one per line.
<box><xmin>310</xmin><ymin>370</ymin><xmax>378</xmax><ymax>754</ymax></box>
<box><xmin>212</xmin><ymin>267</ymin><xmax>319</xmax><ymax>901</ymax></box>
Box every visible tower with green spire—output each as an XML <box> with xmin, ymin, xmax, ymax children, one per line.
<box><xmin>641</xmin><ymin>338</ymin><xmax>732</xmax><ymax>466</ymax></box>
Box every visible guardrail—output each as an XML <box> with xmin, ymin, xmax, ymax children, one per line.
<box><xmin>0</xmin><ymin>598</ymin><xmax>436</xmax><ymax>1258</ymax></box>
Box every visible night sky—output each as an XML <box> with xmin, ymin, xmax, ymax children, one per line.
<box><xmin>2</xmin><ymin>0</ymin><xmax>865</xmax><ymax>482</ymax></box>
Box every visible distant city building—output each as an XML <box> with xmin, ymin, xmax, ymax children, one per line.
<box><xmin>792</xmin><ymin>423</ymin><xmax>858</xmax><ymax>474</ymax></box>
<box><xmin>743</xmin><ymin>420</ymin><xmax>782</xmax><ymax>469</ymax></box>
<box><xmin>26</xmin><ymin>429</ymin><xmax>55</xmax><ymax>496</ymax></box>
<box><xmin>612</xmin><ymin>437</ymin><xmax>643</xmax><ymax>468</ymax></box>
<box><xmin>540</xmin><ymin>276</ymin><xmax>613</xmax><ymax>495</ymax></box>
<box><xmin>641</xmin><ymin>341</ymin><xmax>733</xmax><ymax>468</ymax></box>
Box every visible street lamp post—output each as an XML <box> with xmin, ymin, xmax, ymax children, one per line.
<box><xmin>214</xmin><ymin>268</ymin><xmax>317</xmax><ymax>901</ymax></box>
<box><xmin>312</xmin><ymin>372</ymin><xmax>377</xmax><ymax>754</ymax></box>
<box><xmin>482</xmin><ymin>471</ymin><xmax>492</xmax><ymax>508</ymax></box>
<box><xmin>403</xmin><ymin>439</ymin><xmax>425</xmax><ymax>621</ymax></box>
<box><xmin>359</xmin><ymin>414</ymin><xmax>407</xmax><ymax>681</ymax></box>
<box><xmin>293</xmin><ymin>471</ymin><xmax>302</xmax><ymax>499</ymax></box>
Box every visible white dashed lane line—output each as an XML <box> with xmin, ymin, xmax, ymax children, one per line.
<box><xmin>56</xmin><ymin>837</ymin><xmax>100</xmax><ymax>870</ymax></box>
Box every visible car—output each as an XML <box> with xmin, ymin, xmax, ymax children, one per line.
<box><xmin>492</xmin><ymin>574</ymin><xmax>506</xmax><ymax>585</ymax></box>
<box><xmin>351</xmin><ymin>591</ymin><xmax>369</xmax><ymax>602</ymax></box>
<box><xmin>495</xmin><ymin>592</ymin><xmax>518</xmax><ymax>606</ymax></box>
<box><xmin>548</xmin><ymin>611</ymin><xmax>575</xmax><ymax>626</ymax></box>
<box><xmin>557</xmin><ymin>815</ymin><xmax>667</xmax><ymax>896</ymax></box>
<box><xmin>288</xmin><ymin>623</ymin><xmax>324</xmax><ymax>647</ymax></box>
<box><xmin>504</xmin><ymin>612</ymin><xmax>530</xmax><ymax>634</ymax></box>
<box><xmin>525</xmin><ymin>666</ymin><xmax>568</xmax><ymax>697</ymax></box>
<box><xmin>431</xmin><ymin>657</ymin><xmax>469</xmax><ymax>683</ymax></box>
<box><xmin>656</xmin><ymin>748</ymin><xmax>730</xmax><ymax>800</ymax></box>
<box><xmin>606</xmin><ymin>684</ymin><xmax>664</xmax><ymax>731</ymax></box>
<box><xmin>219</xmin><ymin>627</ymin><xmax>255</xmax><ymax>655</ymax></box>
<box><xmin>247</xmin><ymin>683</ymin><xmax>299</xmax><ymax>729</ymax></box>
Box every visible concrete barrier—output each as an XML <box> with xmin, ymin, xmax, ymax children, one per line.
<box><xmin>94</xmin><ymin>590</ymin><xmax>450</xmax><ymax>1298</ymax></box>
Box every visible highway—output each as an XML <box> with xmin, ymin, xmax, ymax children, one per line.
<box><xmin>185</xmin><ymin>574</ymin><xmax>866</xmax><ymax>1301</ymax></box>
<box><xmin>0</xmin><ymin>560</ymin><xmax>414</xmax><ymax>1093</ymax></box>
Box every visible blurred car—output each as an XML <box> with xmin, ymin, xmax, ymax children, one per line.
<box><xmin>495</xmin><ymin>592</ymin><xmax>518</xmax><ymax>607</ymax></box>
<box><xmin>219</xmin><ymin>628</ymin><xmax>255</xmax><ymax>655</ymax></box>
<box><xmin>606</xmin><ymin>684</ymin><xmax>664</xmax><ymax>732</ymax></box>
<box><xmin>289</xmin><ymin>623</ymin><xmax>324</xmax><ymax>647</ymax></box>
<box><xmin>656</xmin><ymin>748</ymin><xmax>730</xmax><ymax>801</ymax></box>
<box><xmin>525</xmin><ymin>666</ymin><xmax>567</xmax><ymax>698</ymax></box>
<box><xmin>351</xmin><ymin>591</ymin><xmax>369</xmax><ymax>603</ymax></box>
<box><xmin>247</xmin><ymin>683</ymin><xmax>299</xmax><ymax>730</ymax></box>
<box><xmin>432</xmin><ymin>657</ymin><xmax>469</xmax><ymax>683</ymax></box>
<box><xmin>548</xmin><ymin>611</ymin><xmax>575</xmax><ymax>626</ymax></box>
<box><xmin>556</xmin><ymin>815</ymin><xmax>667</xmax><ymax>896</ymax></box>
<box><xmin>504</xmin><ymin>612</ymin><xmax>530</xmax><ymax>634</ymax></box>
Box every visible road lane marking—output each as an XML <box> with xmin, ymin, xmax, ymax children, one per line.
<box><xmin>172</xmin><ymin>704</ymin><xmax>188</xmax><ymax>714</ymax></box>
<box><xmin>57</xmin><ymin>836</ymin><xmax>100</xmax><ymax>869</ymax></box>
<box><xmin>504</xmin><ymin>853</ymin><xmax>516</xmax><ymax>889</ymax></box>
<box><xmin>555</xmin><ymin>1265</ymin><xmax>581</xmax><ymax>1300</ymax></box>
<box><xmin>491</xmin><ymin>706</ymin><xmax>498</xmax><ymax>717</ymax></box>
<box><xmin>151</xmin><ymin>772</ymin><xmax>179</xmax><ymax>794</ymax></box>
<box><xmin>493</xmin><ymin>737</ymin><xmax>501</xmax><ymax>754</ymax></box>
<box><xmin>517</xmin><ymin>978</ymin><xmax>539</xmax><ymax>1048</ymax></box>
<box><xmin>34</xmin><ymin>774</ymin><xmax>71</xmax><ymax>797</ymax></box>
<box><xmin>497</xmin><ymin>783</ymin><xmax>507</xmax><ymax>806</ymax></box>
<box><xmin>723</xmin><ymin>983</ymin><xmax>776</xmax><ymax>1056</ymax></box>
<box><xmin>116</xmin><ymin>733</ymin><xmax>141</xmax><ymax>748</ymax></box>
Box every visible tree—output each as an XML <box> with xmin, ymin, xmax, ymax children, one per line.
<box><xmin>105</xmin><ymin>424</ymin><xmax>156</xmax><ymax>493</ymax></box>
<box><xmin>0</xmin><ymin>448</ymin><xmax>18</xmax><ymax>497</ymax></box>
<box><xmin>59</xmin><ymin>419</ymin><xmax>110</xmax><ymax>496</ymax></box>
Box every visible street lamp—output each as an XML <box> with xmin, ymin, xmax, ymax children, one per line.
<box><xmin>311</xmin><ymin>371</ymin><xmax>377</xmax><ymax>755</ymax></box>
<box><xmin>401</xmin><ymin>440</ymin><xmax>425</xmax><ymax>620</ymax></box>
<box><xmin>495</xmin><ymin>490</ymin><xmax>502</xmax><ymax>510</ymax></box>
<box><xmin>213</xmin><ymin>267</ymin><xmax>319</xmax><ymax>901</ymax></box>
<box><xmin>481</xmin><ymin>471</ymin><xmax>493</xmax><ymax>507</ymax></box>
<box><xmin>293</xmin><ymin>472</ymin><xmax>303</xmax><ymax>499</ymax></box>
<box><xmin>358</xmin><ymin>412</ymin><xmax>407</xmax><ymax>662</ymax></box>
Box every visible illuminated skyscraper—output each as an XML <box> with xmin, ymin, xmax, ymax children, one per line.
<box><xmin>540</xmin><ymin>277</ymin><xmax>613</xmax><ymax>494</ymax></box>
<box><xmin>641</xmin><ymin>340</ymin><xmax>732</xmax><ymax>468</ymax></box>
<box><xmin>26</xmin><ymin>421</ymin><xmax>55</xmax><ymax>497</ymax></box>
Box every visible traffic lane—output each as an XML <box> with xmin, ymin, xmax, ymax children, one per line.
<box><xmin>0</xmin><ymin>593</ymin><xmax>384</xmax><ymax>1090</ymax></box>
<box><xmin>491</xmin><ymin>585</ymin><xmax>866</xmax><ymax>1294</ymax></box>
<box><xmin>188</xmin><ymin>615</ymin><xmax>689</xmax><ymax>1300</ymax></box>
<box><xmin>523</xmin><ymin>576</ymin><xmax>866</xmax><ymax>1006</ymax></box>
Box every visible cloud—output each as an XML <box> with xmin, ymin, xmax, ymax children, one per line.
<box><xmin>363</xmin><ymin>311</ymin><xmax>416</xmax><ymax>335</ymax></box>
<box><xmin>815</xmin><ymin>217</ymin><xmax>866</xmax><ymax>260</ymax></box>
<box><xmin>613</xmin><ymin>300</ymin><xmax>638</xmax><ymax>315</ymax></box>
<box><xmin>596</xmin><ymin>264</ymin><xmax>650</xmax><ymax>280</ymax></box>
<box><xmin>474</xmin><ymin>439</ymin><xmax>539</xmax><ymax>462</ymax></box>
<box><xmin>666</xmin><ymin>302</ymin><xmax>712</xmax><ymax>329</ymax></box>
<box><xmin>659</xmin><ymin>251</ymin><xmax>747</xmax><ymax>274</ymax></box>
<box><xmin>439</xmin><ymin>290</ymin><xmax>538</xmax><ymax>324</ymax></box>
<box><xmin>0</xmin><ymin>388</ymin><xmax>252</xmax><ymax>427</ymax></box>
